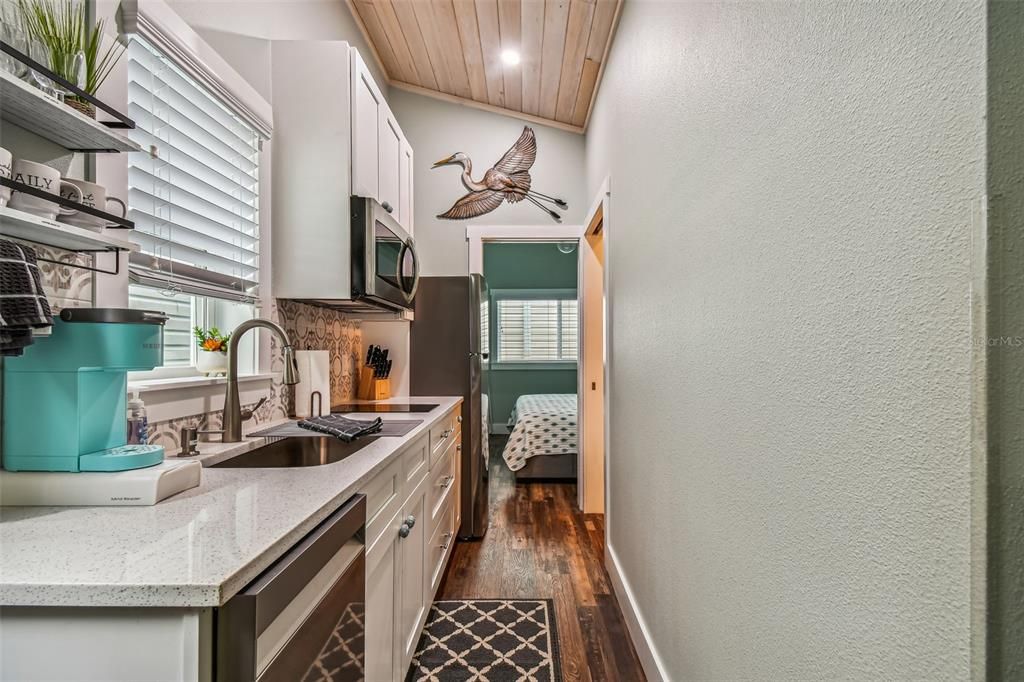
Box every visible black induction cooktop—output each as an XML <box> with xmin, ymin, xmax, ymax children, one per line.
<box><xmin>332</xmin><ymin>403</ymin><xmax>439</xmax><ymax>413</ymax></box>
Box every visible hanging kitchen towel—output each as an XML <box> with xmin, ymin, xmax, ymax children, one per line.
<box><xmin>297</xmin><ymin>414</ymin><xmax>384</xmax><ymax>442</ymax></box>
<box><xmin>0</xmin><ymin>240</ymin><xmax>53</xmax><ymax>357</ymax></box>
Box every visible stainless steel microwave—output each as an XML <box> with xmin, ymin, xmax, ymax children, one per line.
<box><xmin>351</xmin><ymin>197</ymin><xmax>420</xmax><ymax>311</ymax></box>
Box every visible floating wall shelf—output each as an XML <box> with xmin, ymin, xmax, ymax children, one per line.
<box><xmin>0</xmin><ymin>69</ymin><xmax>140</xmax><ymax>153</ymax></box>
<box><xmin>0</xmin><ymin>205</ymin><xmax>137</xmax><ymax>275</ymax></box>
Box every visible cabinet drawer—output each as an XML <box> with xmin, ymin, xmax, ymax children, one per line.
<box><xmin>426</xmin><ymin>499</ymin><xmax>456</xmax><ymax>599</ymax></box>
<box><xmin>400</xmin><ymin>435</ymin><xmax>429</xmax><ymax>491</ymax></box>
<box><xmin>427</xmin><ymin>439</ymin><xmax>457</xmax><ymax>534</ymax></box>
<box><xmin>429</xmin><ymin>409</ymin><xmax>460</xmax><ymax>463</ymax></box>
<box><xmin>363</xmin><ymin>456</ymin><xmax>403</xmax><ymax>551</ymax></box>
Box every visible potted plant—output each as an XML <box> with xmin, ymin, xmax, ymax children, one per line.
<box><xmin>18</xmin><ymin>0</ymin><xmax>124</xmax><ymax>117</ymax></box>
<box><xmin>194</xmin><ymin>326</ymin><xmax>231</xmax><ymax>377</ymax></box>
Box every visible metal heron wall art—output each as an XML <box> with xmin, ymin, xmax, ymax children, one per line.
<box><xmin>432</xmin><ymin>126</ymin><xmax>568</xmax><ymax>222</ymax></box>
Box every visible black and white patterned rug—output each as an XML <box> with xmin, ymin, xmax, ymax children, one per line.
<box><xmin>406</xmin><ymin>599</ymin><xmax>562</xmax><ymax>682</ymax></box>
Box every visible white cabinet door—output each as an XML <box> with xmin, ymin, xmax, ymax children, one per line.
<box><xmin>396</xmin><ymin>480</ymin><xmax>428</xmax><ymax>672</ymax></box>
<box><xmin>351</xmin><ymin>48</ymin><xmax>382</xmax><ymax>199</ymax></box>
<box><xmin>399</xmin><ymin>139</ymin><xmax>414</xmax><ymax>235</ymax></box>
<box><xmin>365</xmin><ymin>512</ymin><xmax>399</xmax><ymax>682</ymax></box>
<box><xmin>378</xmin><ymin>105</ymin><xmax>402</xmax><ymax>219</ymax></box>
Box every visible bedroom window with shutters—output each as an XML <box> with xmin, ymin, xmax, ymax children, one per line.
<box><xmin>494</xmin><ymin>290</ymin><xmax>578</xmax><ymax>365</ymax></box>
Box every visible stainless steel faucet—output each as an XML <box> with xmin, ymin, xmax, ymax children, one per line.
<box><xmin>222</xmin><ymin>318</ymin><xmax>300</xmax><ymax>442</ymax></box>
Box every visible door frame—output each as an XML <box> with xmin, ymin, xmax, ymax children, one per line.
<box><xmin>466</xmin><ymin>225</ymin><xmax>586</xmax><ymax>275</ymax></box>
<box><xmin>578</xmin><ymin>178</ymin><xmax>611</xmax><ymax>515</ymax></box>
<box><xmin>465</xmin><ymin>222</ymin><xmax>584</xmax><ymax>491</ymax></box>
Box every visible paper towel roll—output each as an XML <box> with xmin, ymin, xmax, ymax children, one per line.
<box><xmin>294</xmin><ymin>350</ymin><xmax>330</xmax><ymax>418</ymax></box>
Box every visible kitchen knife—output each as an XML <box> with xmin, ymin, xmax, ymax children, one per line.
<box><xmin>365</xmin><ymin>345</ymin><xmax>375</xmax><ymax>366</ymax></box>
<box><xmin>384</xmin><ymin>359</ymin><xmax>392</xmax><ymax>378</ymax></box>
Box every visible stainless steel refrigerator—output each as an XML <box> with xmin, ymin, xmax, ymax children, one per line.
<box><xmin>410</xmin><ymin>275</ymin><xmax>489</xmax><ymax>539</ymax></box>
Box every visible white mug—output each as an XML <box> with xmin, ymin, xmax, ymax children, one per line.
<box><xmin>0</xmin><ymin>147</ymin><xmax>11</xmax><ymax>208</ymax></box>
<box><xmin>8</xmin><ymin>159</ymin><xmax>82</xmax><ymax>221</ymax></box>
<box><xmin>58</xmin><ymin>178</ymin><xmax>127</xmax><ymax>232</ymax></box>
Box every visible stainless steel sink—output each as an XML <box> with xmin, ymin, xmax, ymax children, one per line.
<box><xmin>210</xmin><ymin>436</ymin><xmax>378</xmax><ymax>468</ymax></box>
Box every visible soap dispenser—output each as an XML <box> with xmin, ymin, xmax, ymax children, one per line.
<box><xmin>126</xmin><ymin>390</ymin><xmax>149</xmax><ymax>445</ymax></box>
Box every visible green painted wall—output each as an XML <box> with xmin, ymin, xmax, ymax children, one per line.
<box><xmin>483</xmin><ymin>243</ymin><xmax>578</xmax><ymax>428</ymax></box>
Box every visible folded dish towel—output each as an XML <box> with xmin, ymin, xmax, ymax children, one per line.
<box><xmin>0</xmin><ymin>240</ymin><xmax>53</xmax><ymax>357</ymax></box>
<box><xmin>297</xmin><ymin>414</ymin><xmax>384</xmax><ymax>442</ymax></box>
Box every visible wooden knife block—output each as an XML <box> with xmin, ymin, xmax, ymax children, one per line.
<box><xmin>358</xmin><ymin>367</ymin><xmax>391</xmax><ymax>401</ymax></box>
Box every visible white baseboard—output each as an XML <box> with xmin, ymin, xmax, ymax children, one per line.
<box><xmin>606</xmin><ymin>543</ymin><xmax>669</xmax><ymax>682</ymax></box>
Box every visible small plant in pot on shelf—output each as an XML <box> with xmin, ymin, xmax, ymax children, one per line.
<box><xmin>194</xmin><ymin>326</ymin><xmax>231</xmax><ymax>377</ymax></box>
<box><xmin>18</xmin><ymin>0</ymin><xmax>125</xmax><ymax>118</ymax></box>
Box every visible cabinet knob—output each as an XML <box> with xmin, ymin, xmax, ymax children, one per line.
<box><xmin>456</xmin><ymin>444</ymin><xmax>462</xmax><ymax>451</ymax></box>
<box><xmin>399</xmin><ymin>523</ymin><xmax>410</xmax><ymax>538</ymax></box>
<box><xmin>404</xmin><ymin>515</ymin><xmax>416</xmax><ymax>528</ymax></box>
<box><xmin>382</xmin><ymin>201</ymin><xmax>394</xmax><ymax>214</ymax></box>
<box><xmin>457</xmin><ymin>415</ymin><xmax>463</xmax><ymax>423</ymax></box>
<box><xmin>438</xmin><ymin>475</ymin><xmax>454</xmax><ymax>488</ymax></box>
<box><xmin>439</xmin><ymin>532</ymin><xmax>453</xmax><ymax>551</ymax></box>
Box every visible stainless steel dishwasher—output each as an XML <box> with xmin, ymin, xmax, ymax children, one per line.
<box><xmin>217</xmin><ymin>494</ymin><xmax>366</xmax><ymax>681</ymax></box>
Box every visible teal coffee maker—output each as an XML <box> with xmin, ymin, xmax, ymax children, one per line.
<box><xmin>3</xmin><ymin>308</ymin><xmax>168</xmax><ymax>472</ymax></box>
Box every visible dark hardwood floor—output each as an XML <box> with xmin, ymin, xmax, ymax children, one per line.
<box><xmin>437</xmin><ymin>436</ymin><xmax>646</xmax><ymax>682</ymax></box>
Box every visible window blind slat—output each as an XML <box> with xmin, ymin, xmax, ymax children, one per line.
<box><xmin>129</xmin><ymin>187</ymin><xmax>259</xmax><ymax>257</ymax></box>
<box><xmin>126</xmin><ymin>77</ymin><xmax>259</xmax><ymax>160</ymax></box>
<box><xmin>132</xmin><ymin>231</ymin><xmax>259</xmax><ymax>280</ymax></box>
<box><xmin>130</xmin><ymin>209</ymin><xmax>259</xmax><ymax>265</ymax></box>
<box><xmin>129</xmin><ymin>166</ymin><xmax>258</xmax><ymax>234</ymax></box>
<box><xmin>127</xmin><ymin>41</ymin><xmax>260</xmax><ymax>149</ymax></box>
<box><xmin>129</xmin><ymin>155</ymin><xmax>257</xmax><ymax>217</ymax></box>
<box><xmin>128</xmin><ymin>110</ymin><xmax>258</xmax><ymax>187</ymax></box>
<box><xmin>126</xmin><ymin>85</ymin><xmax>258</xmax><ymax>176</ymax></box>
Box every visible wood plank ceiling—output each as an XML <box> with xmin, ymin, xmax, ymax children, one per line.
<box><xmin>348</xmin><ymin>0</ymin><xmax>622</xmax><ymax>133</ymax></box>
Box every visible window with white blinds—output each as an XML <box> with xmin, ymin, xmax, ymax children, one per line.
<box><xmin>495</xmin><ymin>293</ymin><xmax>578</xmax><ymax>363</ymax></box>
<box><xmin>125</xmin><ymin>36</ymin><xmax>261</xmax><ymax>301</ymax></box>
<box><xmin>129</xmin><ymin>283</ymin><xmax>193</xmax><ymax>367</ymax></box>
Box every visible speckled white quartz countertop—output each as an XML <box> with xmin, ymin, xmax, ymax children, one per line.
<box><xmin>0</xmin><ymin>397</ymin><xmax>461</xmax><ymax>608</ymax></box>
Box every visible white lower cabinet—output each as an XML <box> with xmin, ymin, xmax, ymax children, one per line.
<box><xmin>363</xmin><ymin>409</ymin><xmax>462</xmax><ymax>681</ymax></box>
<box><xmin>397</xmin><ymin>480</ymin><xmax>428</xmax><ymax>668</ymax></box>
<box><xmin>365</xmin><ymin>515</ymin><xmax>399</xmax><ymax>682</ymax></box>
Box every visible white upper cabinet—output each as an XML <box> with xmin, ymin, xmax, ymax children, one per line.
<box><xmin>378</xmin><ymin>104</ymin><xmax>402</xmax><ymax>218</ymax></box>
<box><xmin>350</xmin><ymin>47</ymin><xmax>414</xmax><ymax>235</ymax></box>
<box><xmin>273</xmin><ymin>43</ymin><xmax>415</xmax><ymax>301</ymax></box>
<box><xmin>351</xmin><ymin>48</ymin><xmax>383</xmax><ymax>201</ymax></box>
<box><xmin>400</xmin><ymin>140</ymin><xmax>414</xmax><ymax>235</ymax></box>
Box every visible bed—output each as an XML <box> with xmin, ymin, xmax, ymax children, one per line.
<box><xmin>502</xmin><ymin>394</ymin><xmax>578</xmax><ymax>480</ymax></box>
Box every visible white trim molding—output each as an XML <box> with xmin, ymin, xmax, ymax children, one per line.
<box><xmin>120</xmin><ymin>0</ymin><xmax>272</xmax><ymax>138</ymax></box>
<box><xmin>606</xmin><ymin>543</ymin><xmax>670</xmax><ymax>682</ymax></box>
<box><xmin>465</xmin><ymin>224</ymin><xmax>585</xmax><ymax>274</ymax></box>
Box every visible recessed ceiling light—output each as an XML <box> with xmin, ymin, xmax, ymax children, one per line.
<box><xmin>501</xmin><ymin>49</ymin><xmax>521</xmax><ymax>66</ymax></box>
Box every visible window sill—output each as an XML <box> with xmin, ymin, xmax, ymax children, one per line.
<box><xmin>489</xmin><ymin>362</ymin><xmax>577</xmax><ymax>371</ymax></box>
<box><xmin>128</xmin><ymin>372</ymin><xmax>276</xmax><ymax>394</ymax></box>
<box><xmin>128</xmin><ymin>373</ymin><xmax>277</xmax><ymax>424</ymax></box>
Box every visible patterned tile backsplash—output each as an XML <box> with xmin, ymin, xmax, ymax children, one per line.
<box><xmin>33</xmin><ymin>244</ymin><xmax>93</xmax><ymax>312</ymax></box>
<box><xmin>28</xmin><ymin>238</ymin><xmax>363</xmax><ymax>454</ymax></box>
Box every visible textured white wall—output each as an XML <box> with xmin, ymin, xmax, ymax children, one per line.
<box><xmin>389</xmin><ymin>89</ymin><xmax>587</xmax><ymax>275</ymax></box>
<box><xmin>586</xmin><ymin>1</ymin><xmax>985</xmax><ymax>678</ymax></box>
